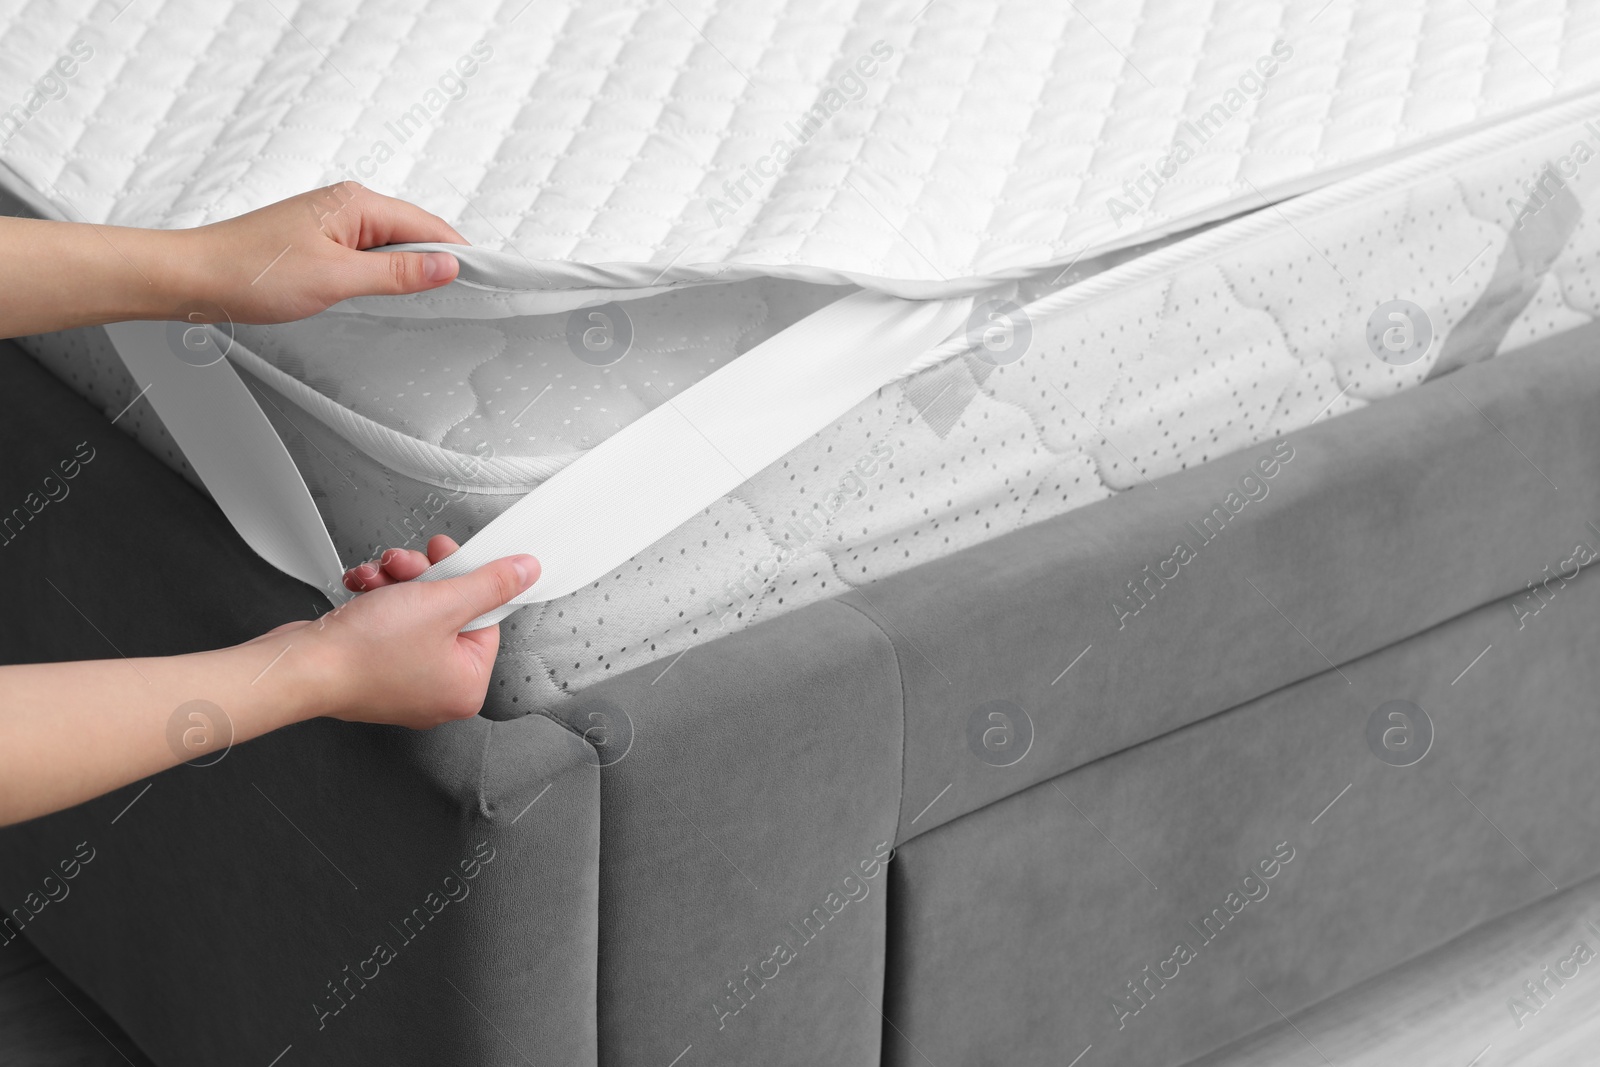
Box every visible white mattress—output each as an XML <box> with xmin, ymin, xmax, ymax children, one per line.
<box><xmin>5</xmin><ymin>0</ymin><xmax>1600</xmax><ymax>703</ymax></box>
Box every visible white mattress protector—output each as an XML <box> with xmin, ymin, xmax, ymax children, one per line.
<box><xmin>6</xmin><ymin>0</ymin><xmax>1600</xmax><ymax>699</ymax></box>
<box><xmin>3</xmin><ymin>0</ymin><xmax>1599</xmax><ymax>293</ymax></box>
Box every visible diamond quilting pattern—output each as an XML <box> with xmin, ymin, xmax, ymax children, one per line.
<box><xmin>3</xmin><ymin>0</ymin><xmax>1600</xmax><ymax>284</ymax></box>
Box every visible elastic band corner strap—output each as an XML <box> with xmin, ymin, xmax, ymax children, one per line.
<box><xmin>102</xmin><ymin>320</ymin><xmax>347</xmax><ymax>600</ymax></box>
<box><xmin>102</xmin><ymin>289</ymin><xmax>972</xmax><ymax>630</ymax></box>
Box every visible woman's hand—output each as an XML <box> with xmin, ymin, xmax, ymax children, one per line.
<box><xmin>1</xmin><ymin>182</ymin><xmax>466</xmax><ymax>338</ymax></box>
<box><xmin>0</xmin><ymin>537</ymin><xmax>537</xmax><ymax>826</ymax></box>
<box><xmin>178</xmin><ymin>182</ymin><xmax>466</xmax><ymax>324</ymax></box>
<box><xmin>270</xmin><ymin>536</ymin><xmax>538</xmax><ymax>730</ymax></box>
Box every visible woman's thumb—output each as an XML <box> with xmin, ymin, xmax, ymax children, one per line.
<box><xmin>346</xmin><ymin>249</ymin><xmax>459</xmax><ymax>297</ymax></box>
<box><xmin>430</xmin><ymin>555</ymin><xmax>541</xmax><ymax>628</ymax></box>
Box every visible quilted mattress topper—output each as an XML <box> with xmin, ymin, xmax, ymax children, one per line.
<box><xmin>3</xmin><ymin>0</ymin><xmax>1600</xmax><ymax>301</ymax></box>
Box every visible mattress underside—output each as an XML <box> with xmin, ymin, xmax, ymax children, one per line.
<box><xmin>15</xmin><ymin>100</ymin><xmax>1600</xmax><ymax>704</ymax></box>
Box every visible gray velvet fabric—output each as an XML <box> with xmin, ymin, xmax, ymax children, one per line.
<box><xmin>882</xmin><ymin>563</ymin><xmax>1600</xmax><ymax>1067</ymax></box>
<box><xmin>0</xmin><ymin>350</ymin><xmax>601</xmax><ymax>1066</ymax></box>
<box><xmin>562</xmin><ymin>323</ymin><xmax>1600</xmax><ymax>1064</ymax></box>
<box><xmin>545</xmin><ymin>601</ymin><xmax>904</xmax><ymax>1066</ymax></box>
<box><xmin>4</xmin><ymin>317</ymin><xmax>1600</xmax><ymax>1067</ymax></box>
<box><xmin>846</xmin><ymin>330</ymin><xmax>1600</xmax><ymax>843</ymax></box>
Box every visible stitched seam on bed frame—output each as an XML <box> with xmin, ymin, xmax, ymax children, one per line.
<box><xmin>475</xmin><ymin>711</ymin><xmax>598</xmax><ymax>822</ymax></box>
<box><xmin>898</xmin><ymin>558</ymin><xmax>1600</xmax><ymax>851</ymax></box>
<box><xmin>832</xmin><ymin>596</ymin><xmax>911</xmax><ymax>848</ymax></box>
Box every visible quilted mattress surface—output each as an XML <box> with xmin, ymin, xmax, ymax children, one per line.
<box><xmin>6</xmin><ymin>0</ymin><xmax>1600</xmax><ymax>703</ymax></box>
<box><xmin>3</xmin><ymin>0</ymin><xmax>1600</xmax><ymax>288</ymax></box>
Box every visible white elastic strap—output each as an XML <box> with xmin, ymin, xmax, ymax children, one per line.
<box><xmin>101</xmin><ymin>320</ymin><xmax>347</xmax><ymax>599</ymax></box>
<box><xmin>419</xmin><ymin>289</ymin><xmax>973</xmax><ymax>630</ymax></box>
<box><xmin>98</xmin><ymin>291</ymin><xmax>967</xmax><ymax>626</ymax></box>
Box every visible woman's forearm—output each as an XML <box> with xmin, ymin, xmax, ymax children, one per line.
<box><xmin>0</xmin><ymin>216</ymin><xmax>194</xmax><ymax>336</ymax></box>
<box><xmin>0</xmin><ymin>543</ymin><xmax>539</xmax><ymax>828</ymax></box>
<box><xmin>0</xmin><ymin>633</ymin><xmax>325</xmax><ymax>826</ymax></box>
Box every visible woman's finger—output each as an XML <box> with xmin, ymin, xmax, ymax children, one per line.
<box><xmin>379</xmin><ymin>547</ymin><xmax>432</xmax><ymax>582</ymax></box>
<box><xmin>426</xmin><ymin>534</ymin><xmax>462</xmax><ymax>565</ymax></box>
<box><xmin>345</xmin><ymin>535</ymin><xmax>465</xmax><ymax>592</ymax></box>
<box><xmin>344</xmin><ymin>559</ymin><xmax>398</xmax><ymax>591</ymax></box>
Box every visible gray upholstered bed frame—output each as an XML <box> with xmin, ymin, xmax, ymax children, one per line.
<box><xmin>3</xmin><ymin>325</ymin><xmax>1599</xmax><ymax>1066</ymax></box>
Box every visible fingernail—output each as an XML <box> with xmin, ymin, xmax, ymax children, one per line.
<box><xmin>423</xmin><ymin>252</ymin><xmax>457</xmax><ymax>283</ymax></box>
<box><xmin>512</xmin><ymin>555</ymin><xmax>539</xmax><ymax>587</ymax></box>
